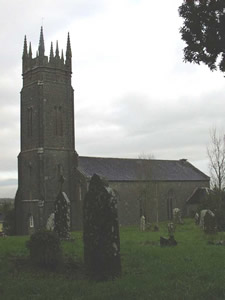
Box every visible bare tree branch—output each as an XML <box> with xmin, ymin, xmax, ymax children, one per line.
<box><xmin>207</xmin><ymin>127</ymin><xmax>225</xmax><ymax>192</ymax></box>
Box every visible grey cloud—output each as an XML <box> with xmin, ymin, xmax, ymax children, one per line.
<box><xmin>76</xmin><ymin>90</ymin><xmax>221</xmax><ymax>164</ymax></box>
<box><xmin>0</xmin><ymin>178</ymin><xmax>17</xmax><ymax>187</ymax></box>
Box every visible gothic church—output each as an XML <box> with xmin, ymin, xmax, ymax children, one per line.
<box><xmin>15</xmin><ymin>28</ymin><xmax>209</xmax><ymax>235</ymax></box>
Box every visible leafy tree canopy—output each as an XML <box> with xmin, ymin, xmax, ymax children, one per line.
<box><xmin>179</xmin><ymin>0</ymin><xmax>225</xmax><ymax>72</ymax></box>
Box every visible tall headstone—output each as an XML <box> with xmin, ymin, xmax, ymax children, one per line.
<box><xmin>54</xmin><ymin>191</ymin><xmax>70</xmax><ymax>239</ymax></box>
<box><xmin>204</xmin><ymin>211</ymin><xmax>216</xmax><ymax>234</ymax></box>
<box><xmin>140</xmin><ymin>215</ymin><xmax>145</xmax><ymax>231</ymax></box>
<box><xmin>83</xmin><ymin>174</ymin><xmax>121</xmax><ymax>280</ymax></box>
<box><xmin>173</xmin><ymin>208</ymin><xmax>183</xmax><ymax>224</ymax></box>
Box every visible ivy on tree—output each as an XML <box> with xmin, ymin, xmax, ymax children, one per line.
<box><xmin>179</xmin><ymin>0</ymin><xmax>225</xmax><ymax>72</ymax></box>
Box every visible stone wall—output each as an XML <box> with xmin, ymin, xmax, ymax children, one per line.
<box><xmin>107</xmin><ymin>180</ymin><xmax>209</xmax><ymax>226</ymax></box>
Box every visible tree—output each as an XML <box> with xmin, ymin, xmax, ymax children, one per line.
<box><xmin>207</xmin><ymin>128</ymin><xmax>225</xmax><ymax>202</ymax></box>
<box><xmin>3</xmin><ymin>208</ymin><xmax>16</xmax><ymax>235</ymax></box>
<box><xmin>138</xmin><ymin>153</ymin><xmax>155</xmax><ymax>160</ymax></box>
<box><xmin>178</xmin><ymin>0</ymin><xmax>225</xmax><ymax>72</ymax></box>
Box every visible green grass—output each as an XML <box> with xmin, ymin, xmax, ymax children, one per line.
<box><xmin>1</xmin><ymin>219</ymin><xmax>225</xmax><ymax>299</ymax></box>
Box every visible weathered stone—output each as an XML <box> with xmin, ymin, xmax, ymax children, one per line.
<box><xmin>15</xmin><ymin>28</ymin><xmax>78</xmax><ymax>235</ymax></box>
<box><xmin>140</xmin><ymin>215</ymin><xmax>146</xmax><ymax>231</ymax></box>
<box><xmin>208</xmin><ymin>240</ymin><xmax>225</xmax><ymax>246</ymax></box>
<box><xmin>46</xmin><ymin>213</ymin><xmax>55</xmax><ymax>231</ymax></box>
<box><xmin>204</xmin><ymin>211</ymin><xmax>216</xmax><ymax>234</ymax></box>
<box><xmin>83</xmin><ymin>174</ymin><xmax>121</xmax><ymax>281</ymax></box>
<box><xmin>199</xmin><ymin>209</ymin><xmax>215</xmax><ymax>229</ymax></box>
<box><xmin>145</xmin><ymin>222</ymin><xmax>151</xmax><ymax>231</ymax></box>
<box><xmin>54</xmin><ymin>191</ymin><xmax>70</xmax><ymax>239</ymax></box>
<box><xmin>153</xmin><ymin>224</ymin><xmax>159</xmax><ymax>231</ymax></box>
<box><xmin>145</xmin><ymin>223</ymin><xmax>159</xmax><ymax>232</ymax></box>
<box><xmin>168</xmin><ymin>222</ymin><xmax>175</xmax><ymax>236</ymax></box>
<box><xmin>173</xmin><ymin>208</ymin><xmax>183</xmax><ymax>224</ymax></box>
<box><xmin>160</xmin><ymin>235</ymin><xmax>177</xmax><ymax>247</ymax></box>
<box><xmin>195</xmin><ymin>212</ymin><xmax>199</xmax><ymax>225</ymax></box>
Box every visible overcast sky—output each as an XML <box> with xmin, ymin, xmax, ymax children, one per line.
<box><xmin>1</xmin><ymin>0</ymin><xmax>225</xmax><ymax>197</ymax></box>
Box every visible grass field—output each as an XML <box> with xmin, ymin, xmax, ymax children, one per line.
<box><xmin>1</xmin><ymin>219</ymin><xmax>225</xmax><ymax>300</ymax></box>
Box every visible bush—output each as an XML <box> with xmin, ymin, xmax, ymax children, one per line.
<box><xmin>215</xmin><ymin>209</ymin><xmax>225</xmax><ymax>232</ymax></box>
<box><xmin>26</xmin><ymin>229</ymin><xmax>62</xmax><ymax>269</ymax></box>
<box><xmin>3</xmin><ymin>208</ymin><xmax>16</xmax><ymax>235</ymax></box>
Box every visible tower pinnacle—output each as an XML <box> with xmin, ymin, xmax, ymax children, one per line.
<box><xmin>66</xmin><ymin>32</ymin><xmax>72</xmax><ymax>71</ymax></box>
<box><xmin>66</xmin><ymin>32</ymin><xmax>72</xmax><ymax>57</ymax></box>
<box><xmin>29</xmin><ymin>42</ymin><xmax>32</xmax><ymax>58</ymax></box>
<box><xmin>55</xmin><ymin>41</ymin><xmax>59</xmax><ymax>58</ymax></box>
<box><xmin>23</xmin><ymin>36</ymin><xmax>28</xmax><ymax>58</ymax></box>
<box><xmin>49</xmin><ymin>42</ymin><xmax>54</xmax><ymax>63</ymax></box>
<box><xmin>38</xmin><ymin>26</ymin><xmax>45</xmax><ymax>57</ymax></box>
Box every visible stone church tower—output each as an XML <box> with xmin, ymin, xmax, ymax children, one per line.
<box><xmin>15</xmin><ymin>27</ymin><xmax>79</xmax><ymax>234</ymax></box>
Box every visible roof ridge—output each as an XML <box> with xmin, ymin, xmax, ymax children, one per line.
<box><xmin>79</xmin><ymin>155</ymin><xmax>185</xmax><ymax>163</ymax></box>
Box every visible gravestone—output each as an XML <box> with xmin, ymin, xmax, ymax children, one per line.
<box><xmin>46</xmin><ymin>213</ymin><xmax>55</xmax><ymax>231</ymax></box>
<box><xmin>204</xmin><ymin>211</ymin><xmax>216</xmax><ymax>234</ymax></box>
<box><xmin>140</xmin><ymin>215</ymin><xmax>146</xmax><ymax>231</ymax></box>
<box><xmin>195</xmin><ymin>212</ymin><xmax>199</xmax><ymax>225</ymax></box>
<box><xmin>173</xmin><ymin>208</ymin><xmax>183</xmax><ymax>224</ymax></box>
<box><xmin>199</xmin><ymin>209</ymin><xmax>215</xmax><ymax>229</ymax></box>
<box><xmin>83</xmin><ymin>174</ymin><xmax>121</xmax><ymax>281</ymax></box>
<box><xmin>168</xmin><ymin>222</ymin><xmax>175</xmax><ymax>237</ymax></box>
<box><xmin>54</xmin><ymin>191</ymin><xmax>70</xmax><ymax>239</ymax></box>
<box><xmin>160</xmin><ymin>236</ymin><xmax>177</xmax><ymax>247</ymax></box>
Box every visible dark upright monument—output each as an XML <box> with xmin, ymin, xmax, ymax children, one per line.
<box><xmin>83</xmin><ymin>174</ymin><xmax>121</xmax><ymax>280</ymax></box>
<box><xmin>15</xmin><ymin>27</ymin><xmax>80</xmax><ymax>234</ymax></box>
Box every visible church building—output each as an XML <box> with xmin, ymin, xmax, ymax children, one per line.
<box><xmin>15</xmin><ymin>28</ymin><xmax>210</xmax><ymax>234</ymax></box>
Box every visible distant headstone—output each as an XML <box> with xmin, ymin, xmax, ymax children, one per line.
<box><xmin>160</xmin><ymin>236</ymin><xmax>177</xmax><ymax>247</ymax></box>
<box><xmin>153</xmin><ymin>224</ymin><xmax>159</xmax><ymax>232</ymax></box>
<box><xmin>145</xmin><ymin>222</ymin><xmax>151</xmax><ymax>231</ymax></box>
<box><xmin>46</xmin><ymin>213</ymin><xmax>55</xmax><ymax>231</ymax></box>
<box><xmin>54</xmin><ymin>191</ymin><xmax>70</xmax><ymax>239</ymax></box>
<box><xmin>199</xmin><ymin>209</ymin><xmax>215</xmax><ymax>230</ymax></box>
<box><xmin>173</xmin><ymin>208</ymin><xmax>183</xmax><ymax>224</ymax></box>
<box><xmin>195</xmin><ymin>212</ymin><xmax>199</xmax><ymax>225</ymax></box>
<box><xmin>83</xmin><ymin>174</ymin><xmax>121</xmax><ymax>281</ymax></box>
<box><xmin>140</xmin><ymin>215</ymin><xmax>146</xmax><ymax>231</ymax></box>
<box><xmin>168</xmin><ymin>222</ymin><xmax>175</xmax><ymax>237</ymax></box>
<box><xmin>204</xmin><ymin>211</ymin><xmax>216</xmax><ymax>234</ymax></box>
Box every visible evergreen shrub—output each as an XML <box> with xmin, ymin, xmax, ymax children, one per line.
<box><xmin>3</xmin><ymin>208</ymin><xmax>16</xmax><ymax>235</ymax></box>
<box><xmin>26</xmin><ymin>229</ymin><xmax>62</xmax><ymax>269</ymax></box>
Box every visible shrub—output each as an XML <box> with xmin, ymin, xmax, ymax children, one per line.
<box><xmin>215</xmin><ymin>209</ymin><xmax>225</xmax><ymax>232</ymax></box>
<box><xmin>26</xmin><ymin>229</ymin><xmax>62</xmax><ymax>269</ymax></box>
<box><xmin>3</xmin><ymin>208</ymin><xmax>16</xmax><ymax>235</ymax></box>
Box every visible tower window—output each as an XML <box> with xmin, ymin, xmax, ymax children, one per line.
<box><xmin>79</xmin><ymin>185</ymin><xmax>82</xmax><ymax>201</ymax></box>
<box><xmin>54</xmin><ymin>106</ymin><xmax>63</xmax><ymax>136</ymax></box>
<box><xmin>27</xmin><ymin>107</ymin><xmax>33</xmax><ymax>137</ymax></box>
<box><xmin>29</xmin><ymin>215</ymin><xmax>34</xmax><ymax>228</ymax></box>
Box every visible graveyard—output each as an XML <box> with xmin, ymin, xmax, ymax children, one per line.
<box><xmin>1</xmin><ymin>218</ymin><xmax>225</xmax><ymax>300</ymax></box>
<box><xmin>1</xmin><ymin>4</ymin><xmax>225</xmax><ymax>299</ymax></box>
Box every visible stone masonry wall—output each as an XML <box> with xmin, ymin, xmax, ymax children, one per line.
<box><xmin>109</xmin><ymin>180</ymin><xmax>209</xmax><ymax>226</ymax></box>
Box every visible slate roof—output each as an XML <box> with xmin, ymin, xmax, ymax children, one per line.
<box><xmin>78</xmin><ymin>156</ymin><xmax>210</xmax><ymax>182</ymax></box>
<box><xmin>186</xmin><ymin>187</ymin><xmax>211</xmax><ymax>204</ymax></box>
